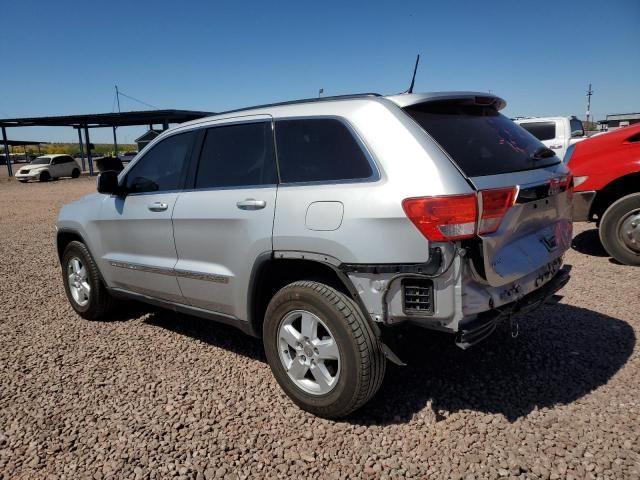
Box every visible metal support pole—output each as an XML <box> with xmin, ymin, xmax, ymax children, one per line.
<box><xmin>77</xmin><ymin>128</ymin><xmax>86</xmax><ymax>171</ymax></box>
<box><xmin>162</xmin><ymin>120</ymin><xmax>169</xmax><ymax>131</ymax></box>
<box><xmin>2</xmin><ymin>127</ymin><xmax>12</xmax><ymax>177</ymax></box>
<box><xmin>84</xmin><ymin>125</ymin><xmax>94</xmax><ymax>176</ymax></box>
<box><xmin>149</xmin><ymin>124</ymin><xmax>153</xmax><ymax>131</ymax></box>
<box><xmin>112</xmin><ymin>126</ymin><xmax>118</xmax><ymax>157</ymax></box>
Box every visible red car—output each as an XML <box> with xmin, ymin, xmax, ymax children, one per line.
<box><xmin>567</xmin><ymin>124</ymin><xmax>640</xmax><ymax>265</ymax></box>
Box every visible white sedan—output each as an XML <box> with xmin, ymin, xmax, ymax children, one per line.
<box><xmin>15</xmin><ymin>155</ymin><xmax>81</xmax><ymax>183</ymax></box>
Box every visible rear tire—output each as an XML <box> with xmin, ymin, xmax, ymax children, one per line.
<box><xmin>263</xmin><ymin>281</ymin><xmax>386</xmax><ymax>418</ymax></box>
<box><xmin>18</xmin><ymin>179</ymin><xmax>27</xmax><ymax>183</ymax></box>
<box><xmin>599</xmin><ymin>192</ymin><xmax>640</xmax><ymax>266</ymax></box>
<box><xmin>61</xmin><ymin>241</ymin><xmax>115</xmax><ymax>319</ymax></box>
<box><xmin>39</xmin><ymin>171</ymin><xmax>50</xmax><ymax>182</ymax></box>
<box><xmin>72</xmin><ymin>168</ymin><xmax>80</xmax><ymax>178</ymax></box>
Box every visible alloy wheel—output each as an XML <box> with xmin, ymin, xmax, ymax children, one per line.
<box><xmin>67</xmin><ymin>257</ymin><xmax>91</xmax><ymax>306</ymax></box>
<box><xmin>277</xmin><ymin>310</ymin><xmax>341</xmax><ymax>395</ymax></box>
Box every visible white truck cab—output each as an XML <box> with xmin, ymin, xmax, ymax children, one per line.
<box><xmin>515</xmin><ymin>116</ymin><xmax>586</xmax><ymax>160</ymax></box>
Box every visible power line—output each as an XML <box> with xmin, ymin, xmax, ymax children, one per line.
<box><xmin>116</xmin><ymin>89</ymin><xmax>160</xmax><ymax>110</ymax></box>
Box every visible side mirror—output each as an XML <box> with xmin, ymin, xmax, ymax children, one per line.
<box><xmin>97</xmin><ymin>170</ymin><xmax>122</xmax><ymax>195</ymax></box>
<box><xmin>571</xmin><ymin>130</ymin><xmax>584</xmax><ymax>138</ymax></box>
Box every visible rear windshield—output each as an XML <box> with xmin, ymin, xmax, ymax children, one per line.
<box><xmin>404</xmin><ymin>102</ymin><xmax>560</xmax><ymax>177</ymax></box>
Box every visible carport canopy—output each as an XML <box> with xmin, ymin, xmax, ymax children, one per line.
<box><xmin>0</xmin><ymin>109</ymin><xmax>213</xmax><ymax>176</ymax></box>
<box><xmin>1</xmin><ymin>139</ymin><xmax>49</xmax><ymax>146</ymax></box>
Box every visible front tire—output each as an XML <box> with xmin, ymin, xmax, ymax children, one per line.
<box><xmin>61</xmin><ymin>241</ymin><xmax>115</xmax><ymax>319</ymax></box>
<box><xmin>599</xmin><ymin>192</ymin><xmax>640</xmax><ymax>266</ymax></box>
<box><xmin>18</xmin><ymin>179</ymin><xmax>28</xmax><ymax>183</ymax></box>
<box><xmin>263</xmin><ymin>281</ymin><xmax>386</xmax><ymax>418</ymax></box>
<box><xmin>39</xmin><ymin>171</ymin><xmax>50</xmax><ymax>182</ymax></box>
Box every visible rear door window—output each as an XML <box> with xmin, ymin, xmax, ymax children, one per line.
<box><xmin>195</xmin><ymin>121</ymin><xmax>277</xmax><ymax>189</ymax></box>
<box><xmin>275</xmin><ymin>118</ymin><xmax>373</xmax><ymax>183</ymax></box>
<box><xmin>405</xmin><ymin>102</ymin><xmax>560</xmax><ymax>177</ymax></box>
<box><xmin>520</xmin><ymin>121</ymin><xmax>557</xmax><ymax>141</ymax></box>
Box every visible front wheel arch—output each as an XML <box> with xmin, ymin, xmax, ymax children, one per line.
<box><xmin>590</xmin><ymin>171</ymin><xmax>640</xmax><ymax>221</ymax></box>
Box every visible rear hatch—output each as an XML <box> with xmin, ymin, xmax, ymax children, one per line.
<box><xmin>403</xmin><ymin>96</ymin><xmax>573</xmax><ymax>287</ymax></box>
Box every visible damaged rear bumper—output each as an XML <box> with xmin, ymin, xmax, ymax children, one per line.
<box><xmin>455</xmin><ymin>265</ymin><xmax>571</xmax><ymax>349</ymax></box>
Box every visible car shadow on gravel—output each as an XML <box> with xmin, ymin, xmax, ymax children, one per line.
<box><xmin>348</xmin><ymin>303</ymin><xmax>635</xmax><ymax>424</ymax></box>
<box><xmin>138</xmin><ymin>302</ymin><xmax>633</xmax><ymax>425</ymax></box>
<box><xmin>101</xmin><ymin>301</ymin><xmax>157</xmax><ymax>321</ymax></box>
<box><xmin>571</xmin><ymin>228</ymin><xmax>608</xmax><ymax>257</ymax></box>
<box><xmin>144</xmin><ymin>310</ymin><xmax>266</xmax><ymax>361</ymax></box>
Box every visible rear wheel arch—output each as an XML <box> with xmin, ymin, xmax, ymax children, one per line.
<box><xmin>591</xmin><ymin>171</ymin><xmax>640</xmax><ymax>221</ymax></box>
<box><xmin>248</xmin><ymin>255</ymin><xmax>362</xmax><ymax>337</ymax></box>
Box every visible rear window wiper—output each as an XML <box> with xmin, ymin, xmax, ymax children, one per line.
<box><xmin>530</xmin><ymin>146</ymin><xmax>556</xmax><ymax>160</ymax></box>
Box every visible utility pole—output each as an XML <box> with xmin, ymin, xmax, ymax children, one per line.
<box><xmin>586</xmin><ymin>83</ymin><xmax>594</xmax><ymax>126</ymax></box>
<box><xmin>115</xmin><ymin>85</ymin><xmax>121</xmax><ymax>113</ymax></box>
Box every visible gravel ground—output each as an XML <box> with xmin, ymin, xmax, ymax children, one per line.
<box><xmin>1</xmin><ymin>177</ymin><xmax>639</xmax><ymax>480</ymax></box>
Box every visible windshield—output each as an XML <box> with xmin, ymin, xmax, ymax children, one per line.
<box><xmin>404</xmin><ymin>102</ymin><xmax>560</xmax><ymax>177</ymax></box>
<box><xmin>30</xmin><ymin>157</ymin><xmax>51</xmax><ymax>165</ymax></box>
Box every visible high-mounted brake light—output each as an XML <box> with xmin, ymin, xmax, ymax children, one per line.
<box><xmin>478</xmin><ymin>187</ymin><xmax>518</xmax><ymax>235</ymax></box>
<box><xmin>402</xmin><ymin>194</ymin><xmax>477</xmax><ymax>241</ymax></box>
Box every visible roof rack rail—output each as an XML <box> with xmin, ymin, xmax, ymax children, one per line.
<box><xmin>213</xmin><ymin>92</ymin><xmax>382</xmax><ymax>116</ymax></box>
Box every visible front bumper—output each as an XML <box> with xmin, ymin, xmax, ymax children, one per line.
<box><xmin>15</xmin><ymin>171</ymin><xmax>42</xmax><ymax>180</ymax></box>
<box><xmin>573</xmin><ymin>190</ymin><xmax>596</xmax><ymax>222</ymax></box>
<box><xmin>455</xmin><ymin>265</ymin><xmax>571</xmax><ymax>349</ymax></box>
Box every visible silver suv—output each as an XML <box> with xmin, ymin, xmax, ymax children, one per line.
<box><xmin>56</xmin><ymin>92</ymin><xmax>572</xmax><ymax>418</ymax></box>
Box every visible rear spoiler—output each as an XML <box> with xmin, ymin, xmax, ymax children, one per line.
<box><xmin>385</xmin><ymin>91</ymin><xmax>507</xmax><ymax>111</ymax></box>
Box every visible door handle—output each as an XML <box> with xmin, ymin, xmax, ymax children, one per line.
<box><xmin>549</xmin><ymin>144</ymin><xmax>562</xmax><ymax>149</ymax></box>
<box><xmin>148</xmin><ymin>202</ymin><xmax>168</xmax><ymax>212</ymax></box>
<box><xmin>236</xmin><ymin>199</ymin><xmax>266</xmax><ymax>210</ymax></box>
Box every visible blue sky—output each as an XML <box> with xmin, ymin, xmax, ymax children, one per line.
<box><xmin>1</xmin><ymin>0</ymin><xmax>639</xmax><ymax>144</ymax></box>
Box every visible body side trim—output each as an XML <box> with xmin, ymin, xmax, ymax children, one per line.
<box><xmin>109</xmin><ymin>260</ymin><xmax>230</xmax><ymax>284</ymax></box>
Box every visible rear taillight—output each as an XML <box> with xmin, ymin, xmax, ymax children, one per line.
<box><xmin>403</xmin><ymin>187</ymin><xmax>518</xmax><ymax>242</ymax></box>
<box><xmin>549</xmin><ymin>174</ymin><xmax>573</xmax><ymax>200</ymax></box>
<box><xmin>478</xmin><ymin>187</ymin><xmax>518</xmax><ymax>235</ymax></box>
<box><xmin>402</xmin><ymin>194</ymin><xmax>477</xmax><ymax>241</ymax></box>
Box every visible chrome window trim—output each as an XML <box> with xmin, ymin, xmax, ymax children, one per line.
<box><xmin>180</xmin><ymin>183</ymin><xmax>278</xmax><ymax>194</ymax></box>
<box><xmin>118</xmin><ymin>115</ymin><xmax>380</xmax><ymax>192</ymax></box>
